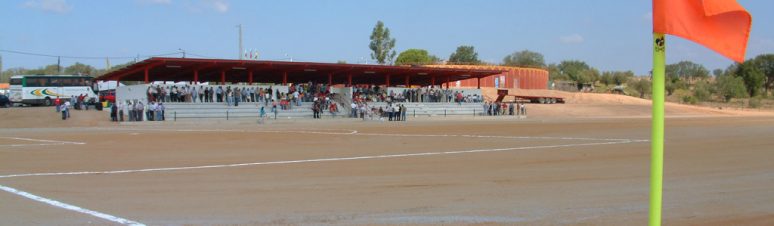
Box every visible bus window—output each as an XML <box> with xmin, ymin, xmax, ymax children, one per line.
<box><xmin>50</xmin><ymin>78</ymin><xmax>61</xmax><ymax>87</ymax></box>
<box><xmin>27</xmin><ymin>78</ymin><xmax>49</xmax><ymax>87</ymax></box>
<box><xmin>10</xmin><ymin>78</ymin><xmax>22</xmax><ymax>85</ymax></box>
<box><xmin>61</xmin><ymin>78</ymin><xmax>74</xmax><ymax>86</ymax></box>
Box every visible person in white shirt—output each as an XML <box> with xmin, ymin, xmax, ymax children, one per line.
<box><xmin>60</xmin><ymin>101</ymin><xmax>70</xmax><ymax>120</ymax></box>
<box><xmin>351</xmin><ymin>102</ymin><xmax>358</xmax><ymax>118</ymax></box>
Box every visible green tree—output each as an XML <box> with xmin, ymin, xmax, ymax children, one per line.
<box><xmin>693</xmin><ymin>81</ymin><xmax>712</xmax><ymax>102</ymax></box>
<box><xmin>666</xmin><ymin>61</ymin><xmax>709</xmax><ymax>84</ymax></box>
<box><xmin>64</xmin><ymin>62</ymin><xmax>97</xmax><ymax>76</ymax></box>
<box><xmin>547</xmin><ymin>63</ymin><xmax>567</xmax><ymax>81</ymax></box>
<box><xmin>369</xmin><ymin>21</ymin><xmax>397</xmax><ymax>65</ymax></box>
<box><xmin>712</xmin><ymin>68</ymin><xmax>723</xmax><ymax>77</ymax></box>
<box><xmin>600</xmin><ymin>72</ymin><xmax>613</xmax><ymax>86</ymax></box>
<box><xmin>448</xmin><ymin>45</ymin><xmax>480</xmax><ymax>65</ymax></box>
<box><xmin>601</xmin><ymin>70</ymin><xmax>634</xmax><ymax>86</ymax></box>
<box><xmin>751</xmin><ymin>54</ymin><xmax>774</xmax><ymax>94</ymax></box>
<box><xmin>22</xmin><ymin>64</ymin><xmax>60</xmax><ymax>75</ymax></box>
<box><xmin>628</xmin><ymin>78</ymin><xmax>651</xmax><ymax>98</ymax></box>
<box><xmin>394</xmin><ymin>49</ymin><xmax>439</xmax><ymax>66</ymax></box>
<box><xmin>502</xmin><ymin>50</ymin><xmax>545</xmax><ymax>68</ymax></box>
<box><xmin>556</xmin><ymin>60</ymin><xmax>599</xmax><ymax>87</ymax></box>
<box><xmin>734</xmin><ymin>60</ymin><xmax>765</xmax><ymax>97</ymax></box>
<box><xmin>715</xmin><ymin>74</ymin><xmax>748</xmax><ymax>102</ymax></box>
<box><xmin>665</xmin><ymin>79</ymin><xmax>686</xmax><ymax>96</ymax></box>
<box><xmin>613</xmin><ymin>71</ymin><xmax>634</xmax><ymax>85</ymax></box>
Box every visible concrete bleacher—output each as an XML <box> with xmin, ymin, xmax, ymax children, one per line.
<box><xmin>162</xmin><ymin>101</ymin><xmax>488</xmax><ymax>120</ymax></box>
<box><xmin>163</xmin><ymin>102</ymin><xmax>332</xmax><ymax>120</ymax></box>
<box><xmin>368</xmin><ymin>102</ymin><xmax>484</xmax><ymax>117</ymax></box>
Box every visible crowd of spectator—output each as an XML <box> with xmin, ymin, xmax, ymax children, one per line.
<box><xmin>55</xmin><ymin>94</ymin><xmax>101</xmax><ymax>120</ymax></box>
<box><xmin>109</xmin><ymin>100</ymin><xmax>166</xmax><ymax>122</ymax></box>
<box><xmin>110</xmin><ymin>83</ymin><xmax>528</xmax><ymax>122</ymax></box>
<box><xmin>482</xmin><ymin>101</ymin><xmax>526</xmax><ymax>116</ymax></box>
<box><xmin>349</xmin><ymin>101</ymin><xmax>407</xmax><ymax>121</ymax></box>
<box><xmin>352</xmin><ymin>86</ymin><xmax>483</xmax><ymax>104</ymax></box>
<box><xmin>142</xmin><ymin>82</ymin><xmax>339</xmax><ymax>110</ymax></box>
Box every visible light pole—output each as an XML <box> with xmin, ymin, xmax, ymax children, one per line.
<box><xmin>178</xmin><ymin>48</ymin><xmax>186</xmax><ymax>58</ymax></box>
<box><xmin>237</xmin><ymin>24</ymin><xmax>243</xmax><ymax>60</ymax></box>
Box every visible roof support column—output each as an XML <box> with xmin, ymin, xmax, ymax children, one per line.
<box><xmin>477</xmin><ymin>77</ymin><xmax>481</xmax><ymax>89</ymax></box>
<box><xmin>445</xmin><ymin>76</ymin><xmax>450</xmax><ymax>90</ymax></box>
<box><xmin>431</xmin><ymin>75</ymin><xmax>436</xmax><ymax>88</ymax></box>
<box><xmin>248</xmin><ymin>70</ymin><xmax>254</xmax><ymax>85</ymax></box>
<box><xmin>143</xmin><ymin>67</ymin><xmax>149</xmax><ymax>84</ymax></box>
<box><xmin>282</xmin><ymin>71</ymin><xmax>288</xmax><ymax>85</ymax></box>
<box><xmin>405</xmin><ymin>75</ymin><xmax>410</xmax><ymax>87</ymax></box>
<box><xmin>347</xmin><ymin>73</ymin><xmax>352</xmax><ymax>87</ymax></box>
<box><xmin>193</xmin><ymin>70</ymin><xmax>199</xmax><ymax>84</ymax></box>
<box><xmin>220</xmin><ymin>70</ymin><xmax>226</xmax><ymax>84</ymax></box>
<box><xmin>328</xmin><ymin>73</ymin><xmax>333</xmax><ymax>86</ymax></box>
<box><xmin>385</xmin><ymin>74</ymin><xmax>391</xmax><ymax>87</ymax></box>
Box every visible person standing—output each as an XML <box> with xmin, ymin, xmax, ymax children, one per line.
<box><xmin>118</xmin><ymin>101</ymin><xmax>125</xmax><ymax>122</ymax></box>
<box><xmin>110</xmin><ymin>102</ymin><xmax>118</xmax><ymax>122</ymax></box>
<box><xmin>521</xmin><ymin>104</ymin><xmax>527</xmax><ymax>116</ymax></box>
<box><xmin>387</xmin><ymin>104</ymin><xmax>393</xmax><ymax>121</ymax></box>
<box><xmin>394</xmin><ymin>104</ymin><xmax>401</xmax><ymax>121</ymax></box>
<box><xmin>226</xmin><ymin>87</ymin><xmax>232</xmax><ymax>106</ymax></box>
<box><xmin>199</xmin><ymin>86</ymin><xmax>204</xmax><ymax>103</ymax></box>
<box><xmin>55</xmin><ymin>97</ymin><xmax>61</xmax><ymax>112</ymax></box>
<box><xmin>159</xmin><ymin>102</ymin><xmax>165</xmax><ymax>121</ymax></box>
<box><xmin>136</xmin><ymin>101</ymin><xmax>144</xmax><ymax>121</ymax></box>
<box><xmin>401</xmin><ymin>104</ymin><xmax>407</xmax><ymax>121</ymax></box>
<box><xmin>350</xmin><ymin>102</ymin><xmax>358</xmax><ymax>118</ymax></box>
<box><xmin>234</xmin><ymin>87</ymin><xmax>241</xmax><ymax>107</ymax></box>
<box><xmin>312</xmin><ymin>101</ymin><xmax>320</xmax><ymax>119</ymax></box>
<box><xmin>60</xmin><ymin>101</ymin><xmax>69</xmax><ymax>120</ymax></box>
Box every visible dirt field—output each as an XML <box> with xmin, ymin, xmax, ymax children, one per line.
<box><xmin>1</xmin><ymin>104</ymin><xmax>774</xmax><ymax>225</ymax></box>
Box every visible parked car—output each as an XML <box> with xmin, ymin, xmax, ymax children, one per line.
<box><xmin>99</xmin><ymin>90</ymin><xmax>116</xmax><ymax>103</ymax></box>
<box><xmin>0</xmin><ymin>94</ymin><xmax>10</xmax><ymax>108</ymax></box>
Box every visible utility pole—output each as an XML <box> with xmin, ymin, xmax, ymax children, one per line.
<box><xmin>105</xmin><ymin>57</ymin><xmax>111</xmax><ymax>70</ymax></box>
<box><xmin>57</xmin><ymin>56</ymin><xmax>61</xmax><ymax>74</ymax></box>
<box><xmin>237</xmin><ymin>24</ymin><xmax>243</xmax><ymax>60</ymax></box>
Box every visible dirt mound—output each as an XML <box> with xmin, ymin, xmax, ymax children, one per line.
<box><xmin>480</xmin><ymin>88</ymin><xmax>774</xmax><ymax>117</ymax></box>
<box><xmin>0</xmin><ymin>107</ymin><xmax>114</xmax><ymax>128</ymax></box>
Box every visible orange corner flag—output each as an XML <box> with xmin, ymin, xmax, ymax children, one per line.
<box><xmin>653</xmin><ymin>0</ymin><xmax>751</xmax><ymax>62</ymax></box>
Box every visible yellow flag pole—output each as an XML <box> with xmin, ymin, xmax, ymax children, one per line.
<box><xmin>649</xmin><ymin>32</ymin><xmax>666</xmax><ymax>226</ymax></box>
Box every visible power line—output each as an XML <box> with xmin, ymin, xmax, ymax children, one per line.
<box><xmin>0</xmin><ymin>49</ymin><xmax>181</xmax><ymax>60</ymax></box>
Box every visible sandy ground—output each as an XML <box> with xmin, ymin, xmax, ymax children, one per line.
<box><xmin>1</xmin><ymin>93</ymin><xmax>773</xmax><ymax>225</ymax></box>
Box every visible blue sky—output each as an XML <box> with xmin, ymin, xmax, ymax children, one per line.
<box><xmin>1</xmin><ymin>0</ymin><xmax>772</xmax><ymax>75</ymax></box>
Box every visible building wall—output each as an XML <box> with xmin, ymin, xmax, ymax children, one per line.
<box><xmin>426</xmin><ymin>65</ymin><xmax>549</xmax><ymax>89</ymax></box>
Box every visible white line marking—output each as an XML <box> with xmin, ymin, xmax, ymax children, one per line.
<box><xmin>0</xmin><ymin>139</ymin><xmax>641</xmax><ymax>179</ymax></box>
<box><xmin>0</xmin><ymin>137</ymin><xmax>85</xmax><ymax>148</ymax></box>
<box><xmin>108</xmin><ymin>127</ymin><xmax>646</xmax><ymax>142</ymax></box>
<box><xmin>0</xmin><ymin>184</ymin><xmax>144</xmax><ymax>226</ymax></box>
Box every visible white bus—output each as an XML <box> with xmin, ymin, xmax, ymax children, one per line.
<box><xmin>9</xmin><ymin>75</ymin><xmax>98</xmax><ymax>106</ymax></box>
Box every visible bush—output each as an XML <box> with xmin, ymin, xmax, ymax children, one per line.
<box><xmin>749</xmin><ymin>97</ymin><xmax>763</xmax><ymax>108</ymax></box>
<box><xmin>682</xmin><ymin>95</ymin><xmax>698</xmax><ymax>105</ymax></box>
<box><xmin>715</xmin><ymin>75</ymin><xmax>748</xmax><ymax>102</ymax></box>
<box><xmin>627</xmin><ymin>79</ymin><xmax>651</xmax><ymax>98</ymax></box>
<box><xmin>693</xmin><ymin>81</ymin><xmax>712</xmax><ymax>102</ymax></box>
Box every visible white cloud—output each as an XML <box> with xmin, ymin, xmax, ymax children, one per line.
<box><xmin>22</xmin><ymin>0</ymin><xmax>72</xmax><ymax>13</ymax></box>
<box><xmin>137</xmin><ymin>0</ymin><xmax>172</xmax><ymax>5</ymax></box>
<box><xmin>210</xmin><ymin>0</ymin><xmax>228</xmax><ymax>13</ymax></box>
<box><xmin>559</xmin><ymin>34</ymin><xmax>584</xmax><ymax>44</ymax></box>
<box><xmin>184</xmin><ymin>0</ymin><xmax>229</xmax><ymax>13</ymax></box>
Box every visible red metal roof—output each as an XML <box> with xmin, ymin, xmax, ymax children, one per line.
<box><xmin>95</xmin><ymin>57</ymin><xmax>504</xmax><ymax>86</ymax></box>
